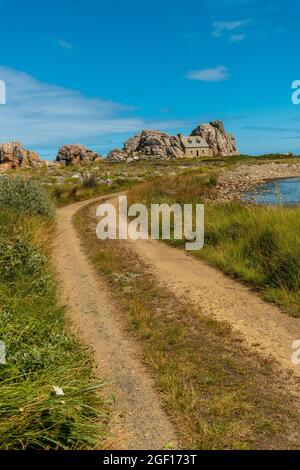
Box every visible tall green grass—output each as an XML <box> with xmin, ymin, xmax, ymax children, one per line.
<box><xmin>201</xmin><ymin>203</ymin><xmax>300</xmax><ymax>315</ymax></box>
<box><xmin>0</xmin><ymin>179</ymin><xmax>108</xmax><ymax>449</ymax></box>
<box><xmin>128</xmin><ymin>174</ymin><xmax>300</xmax><ymax>316</ymax></box>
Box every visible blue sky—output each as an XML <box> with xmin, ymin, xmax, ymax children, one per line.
<box><xmin>0</xmin><ymin>0</ymin><xmax>299</xmax><ymax>158</ymax></box>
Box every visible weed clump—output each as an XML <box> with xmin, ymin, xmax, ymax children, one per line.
<box><xmin>81</xmin><ymin>173</ymin><xmax>98</xmax><ymax>189</ymax></box>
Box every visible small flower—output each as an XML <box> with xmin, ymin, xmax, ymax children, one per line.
<box><xmin>53</xmin><ymin>386</ymin><xmax>65</xmax><ymax>397</ymax></box>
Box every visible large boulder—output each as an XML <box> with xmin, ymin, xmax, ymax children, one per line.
<box><xmin>107</xmin><ymin>148</ymin><xmax>128</xmax><ymax>163</ymax></box>
<box><xmin>0</xmin><ymin>142</ymin><xmax>40</xmax><ymax>170</ymax></box>
<box><xmin>107</xmin><ymin>130</ymin><xmax>185</xmax><ymax>162</ymax></box>
<box><xmin>190</xmin><ymin>120</ymin><xmax>238</xmax><ymax>157</ymax></box>
<box><xmin>136</xmin><ymin>130</ymin><xmax>185</xmax><ymax>159</ymax></box>
<box><xmin>56</xmin><ymin>144</ymin><xmax>103</xmax><ymax>165</ymax></box>
<box><xmin>124</xmin><ymin>133</ymin><xmax>142</xmax><ymax>153</ymax></box>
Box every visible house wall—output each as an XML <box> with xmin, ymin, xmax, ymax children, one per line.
<box><xmin>185</xmin><ymin>148</ymin><xmax>214</xmax><ymax>158</ymax></box>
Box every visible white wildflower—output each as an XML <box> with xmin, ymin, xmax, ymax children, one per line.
<box><xmin>53</xmin><ymin>386</ymin><xmax>65</xmax><ymax>397</ymax></box>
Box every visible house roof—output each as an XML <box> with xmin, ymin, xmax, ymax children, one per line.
<box><xmin>179</xmin><ymin>135</ymin><xmax>209</xmax><ymax>148</ymax></box>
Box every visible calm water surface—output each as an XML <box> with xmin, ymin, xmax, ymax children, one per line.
<box><xmin>243</xmin><ymin>177</ymin><xmax>300</xmax><ymax>206</ymax></box>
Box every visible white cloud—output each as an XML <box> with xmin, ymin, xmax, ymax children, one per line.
<box><xmin>57</xmin><ymin>39</ymin><xmax>74</xmax><ymax>50</ymax></box>
<box><xmin>0</xmin><ymin>67</ymin><xmax>186</xmax><ymax>157</ymax></box>
<box><xmin>230</xmin><ymin>33</ymin><xmax>246</xmax><ymax>42</ymax></box>
<box><xmin>212</xmin><ymin>19</ymin><xmax>251</xmax><ymax>38</ymax></box>
<box><xmin>186</xmin><ymin>66</ymin><xmax>230</xmax><ymax>82</ymax></box>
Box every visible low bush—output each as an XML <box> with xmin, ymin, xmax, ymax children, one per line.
<box><xmin>0</xmin><ymin>176</ymin><xmax>54</xmax><ymax>218</ymax></box>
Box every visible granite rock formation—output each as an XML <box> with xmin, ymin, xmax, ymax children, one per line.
<box><xmin>191</xmin><ymin>120</ymin><xmax>238</xmax><ymax>156</ymax></box>
<box><xmin>56</xmin><ymin>144</ymin><xmax>103</xmax><ymax>165</ymax></box>
<box><xmin>0</xmin><ymin>142</ymin><xmax>41</xmax><ymax>171</ymax></box>
<box><xmin>107</xmin><ymin>130</ymin><xmax>185</xmax><ymax>162</ymax></box>
<box><xmin>107</xmin><ymin>120</ymin><xmax>238</xmax><ymax>162</ymax></box>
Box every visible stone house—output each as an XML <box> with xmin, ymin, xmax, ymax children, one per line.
<box><xmin>178</xmin><ymin>134</ymin><xmax>214</xmax><ymax>158</ymax></box>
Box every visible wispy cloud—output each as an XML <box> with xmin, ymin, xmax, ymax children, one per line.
<box><xmin>0</xmin><ymin>67</ymin><xmax>186</xmax><ymax>157</ymax></box>
<box><xmin>57</xmin><ymin>39</ymin><xmax>74</xmax><ymax>50</ymax></box>
<box><xmin>230</xmin><ymin>33</ymin><xmax>246</xmax><ymax>42</ymax></box>
<box><xmin>212</xmin><ymin>19</ymin><xmax>252</xmax><ymax>39</ymax></box>
<box><xmin>186</xmin><ymin>66</ymin><xmax>230</xmax><ymax>82</ymax></box>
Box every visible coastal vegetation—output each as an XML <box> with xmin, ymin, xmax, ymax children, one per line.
<box><xmin>0</xmin><ymin>177</ymin><xmax>108</xmax><ymax>449</ymax></box>
<box><xmin>1</xmin><ymin>153</ymin><xmax>300</xmax><ymax>450</ymax></box>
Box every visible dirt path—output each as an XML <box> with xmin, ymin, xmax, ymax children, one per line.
<box><xmin>53</xmin><ymin>195</ymin><xmax>178</xmax><ymax>450</ymax></box>
<box><xmin>101</xmin><ymin>195</ymin><xmax>300</xmax><ymax>379</ymax></box>
<box><xmin>54</xmin><ymin>193</ymin><xmax>300</xmax><ymax>449</ymax></box>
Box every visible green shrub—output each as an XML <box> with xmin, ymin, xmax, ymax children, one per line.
<box><xmin>0</xmin><ymin>176</ymin><xmax>54</xmax><ymax>218</ymax></box>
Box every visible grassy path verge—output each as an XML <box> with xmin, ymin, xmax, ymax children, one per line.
<box><xmin>0</xmin><ymin>179</ymin><xmax>108</xmax><ymax>449</ymax></box>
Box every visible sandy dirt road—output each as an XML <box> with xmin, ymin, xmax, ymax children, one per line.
<box><xmin>53</xmin><ymin>195</ymin><xmax>178</xmax><ymax>450</ymax></box>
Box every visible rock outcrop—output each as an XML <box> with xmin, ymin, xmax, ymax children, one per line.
<box><xmin>106</xmin><ymin>148</ymin><xmax>128</xmax><ymax>163</ymax></box>
<box><xmin>107</xmin><ymin>130</ymin><xmax>185</xmax><ymax>162</ymax></box>
<box><xmin>124</xmin><ymin>133</ymin><xmax>142</xmax><ymax>153</ymax></box>
<box><xmin>0</xmin><ymin>142</ymin><xmax>41</xmax><ymax>171</ymax></box>
<box><xmin>135</xmin><ymin>130</ymin><xmax>185</xmax><ymax>159</ymax></box>
<box><xmin>56</xmin><ymin>144</ymin><xmax>103</xmax><ymax>165</ymax></box>
<box><xmin>191</xmin><ymin>120</ymin><xmax>238</xmax><ymax>157</ymax></box>
<box><xmin>107</xmin><ymin>120</ymin><xmax>238</xmax><ymax>162</ymax></box>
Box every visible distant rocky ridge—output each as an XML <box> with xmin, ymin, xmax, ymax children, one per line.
<box><xmin>0</xmin><ymin>142</ymin><xmax>41</xmax><ymax>171</ymax></box>
<box><xmin>107</xmin><ymin>120</ymin><xmax>238</xmax><ymax>162</ymax></box>
<box><xmin>56</xmin><ymin>144</ymin><xmax>103</xmax><ymax>165</ymax></box>
<box><xmin>0</xmin><ymin>120</ymin><xmax>238</xmax><ymax>171</ymax></box>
